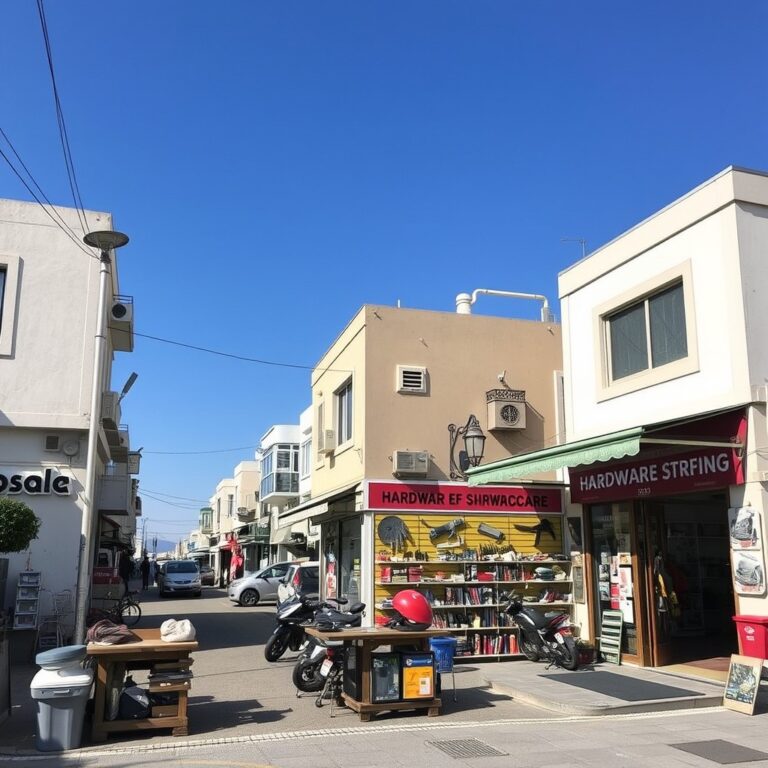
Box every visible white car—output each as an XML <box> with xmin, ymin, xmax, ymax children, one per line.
<box><xmin>228</xmin><ymin>561</ymin><xmax>292</xmax><ymax>606</ymax></box>
<box><xmin>157</xmin><ymin>560</ymin><xmax>202</xmax><ymax>598</ymax></box>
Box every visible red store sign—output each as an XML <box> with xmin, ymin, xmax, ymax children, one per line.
<box><xmin>366</xmin><ymin>481</ymin><xmax>562</xmax><ymax>514</ymax></box>
<box><xmin>570</xmin><ymin>445</ymin><xmax>744</xmax><ymax>504</ymax></box>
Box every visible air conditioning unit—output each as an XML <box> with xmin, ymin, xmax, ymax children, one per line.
<box><xmin>317</xmin><ymin>429</ymin><xmax>336</xmax><ymax>455</ymax></box>
<box><xmin>111</xmin><ymin>300</ymin><xmax>133</xmax><ymax>323</ymax></box>
<box><xmin>101</xmin><ymin>391</ymin><xmax>121</xmax><ymax>429</ymax></box>
<box><xmin>393</xmin><ymin>450</ymin><xmax>430</xmax><ymax>477</ymax></box>
<box><xmin>487</xmin><ymin>389</ymin><xmax>527</xmax><ymax>431</ymax></box>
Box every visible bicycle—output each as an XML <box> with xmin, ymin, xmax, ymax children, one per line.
<box><xmin>86</xmin><ymin>590</ymin><xmax>142</xmax><ymax>628</ymax></box>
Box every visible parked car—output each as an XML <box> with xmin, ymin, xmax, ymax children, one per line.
<box><xmin>228</xmin><ymin>561</ymin><xmax>293</xmax><ymax>606</ymax></box>
<box><xmin>157</xmin><ymin>560</ymin><xmax>202</xmax><ymax>598</ymax></box>
<box><xmin>200</xmin><ymin>564</ymin><xmax>215</xmax><ymax>586</ymax></box>
<box><xmin>276</xmin><ymin>561</ymin><xmax>320</xmax><ymax>605</ymax></box>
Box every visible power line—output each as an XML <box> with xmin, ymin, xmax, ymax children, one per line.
<box><xmin>0</xmin><ymin>141</ymin><xmax>96</xmax><ymax>260</ymax></box>
<box><xmin>139</xmin><ymin>489</ymin><xmax>210</xmax><ymax>503</ymax></box>
<box><xmin>36</xmin><ymin>0</ymin><xmax>89</xmax><ymax>234</ymax></box>
<box><xmin>142</xmin><ymin>444</ymin><xmax>260</xmax><ymax>456</ymax></box>
<box><xmin>141</xmin><ymin>491</ymin><xmax>202</xmax><ymax>510</ymax></box>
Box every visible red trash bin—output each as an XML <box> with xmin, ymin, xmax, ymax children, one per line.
<box><xmin>733</xmin><ymin>615</ymin><xmax>768</xmax><ymax>658</ymax></box>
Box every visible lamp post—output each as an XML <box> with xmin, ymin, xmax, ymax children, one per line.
<box><xmin>74</xmin><ymin>230</ymin><xmax>129</xmax><ymax>643</ymax></box>
<box><xmin>448</xmin><ymin>414</ymin><xmax>486</xmax><ymax>480</ymax></box>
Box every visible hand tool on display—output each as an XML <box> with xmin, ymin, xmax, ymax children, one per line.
<box><xmin>421</xmin><ymin>517</ymin><xmax>465</xmax><ymax>543</ymax></box>
<box><xmin>377</xmin><ymin>516</ymin><xmax>412</xmax><ymax>551</ymax></box>
<box><xmin>477</xmin><ymin>522</ymin><xmax>504</xmax><ymax>541</ymax></box>
<box><xmin>513</xmin><ymin>518</ymin><xmax>556</xmax><ymax>547</ymax></box>
<box><xmin>436</xmin><ymin>536</ymin><xmax>464</xmax><ymax>549</ymax></box>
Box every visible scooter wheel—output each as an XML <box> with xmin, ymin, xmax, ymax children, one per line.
<box><xmin>557</xmin><ymin>636</ymin><xmax>579</xmax><ymax>671</ymax></box>
<box><xmin>264</xmin><ymin>629</ymin><xmax>291</xmax><ymax>662</ymax></box>
<box><xmin>292</xmin><ymin>660</ymin><xmax>325</xmax><ymax>692</ymax></box>
<box><xmin>520</xmin><ymin>638</ymin><xmax>541</xmax><ymax>662</ymax></box>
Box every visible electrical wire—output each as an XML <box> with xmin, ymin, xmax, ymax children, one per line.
<box><xmin>36</xmin><ymin>0</ymin><xmax>89</xmax><ymax>234</ymax></box>
<box><xmin>0</xmin><ymin>142</ymin><xmax>96</xmax><ymax>260</ymax></box>
<box><xmin>131</xmin><ymin>330</ymin><xmax>352</xmax><ymax>372</ymax></box>
<box><xmin>141</xmin><ymin>491</ymin><xmax>202</xmax><ymax>510</ymax></box>
<box><xmin>139</xmin><ymin>489</ymin><xmax>210</xmax><ymax>503</ymax></box>
<box><xmin>142</xmin><ymin>444</ymin><xmax>260</xmax><ymax>456</ymax></box>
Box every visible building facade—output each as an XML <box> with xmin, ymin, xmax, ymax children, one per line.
<box><xmin>0</xmin><ymin>199</ymin><xmax>138</xmax><ymax>645</ymax></box>
<box><xmin>278</xmin><ymin>302</ymin><xmax>565</xmax><ymax>656</ymax></box>
<box><xmin>470</xmin><ymin>167</ymin><xmax>768</xmax><ymax>667</ymax></box>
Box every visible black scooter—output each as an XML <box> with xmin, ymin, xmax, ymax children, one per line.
<box><xmin>292</xmin><ymin>601</ymin><xmax>365</xmax><ymax>693</ymax></box>
<box><xmin>502</xmin><ymin>594</ymin><xmax>579</xmax><ymax>670</ymax></box>
<box><xmin>264</xmin><ymin>593</ymin><xmax>320</xmax><ymax>662</ymax></box>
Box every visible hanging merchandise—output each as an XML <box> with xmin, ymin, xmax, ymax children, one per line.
<box><xmin>421</xmin><ymin>517</ymin><xmax>465</xmax><ymax>543</ymax></box>
<box><xmin>513</xmin><ymin>518</ymin><xmax>555</xmax><ymax>547</ymax></box>
<box><xmin>477</xmin><ymin>522</ymin><xmax>504</xmax><ymax>542</ymax></box>
<box><xmin>377</xmin><ymin>516</ymin><xmax>412</xmax><ymax>550</ymax></box>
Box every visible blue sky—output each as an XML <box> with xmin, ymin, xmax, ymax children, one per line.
<box><xmin>3</xmin><ymin>2</ymin><xmax>767</xmax><ymax>546</ymax></box>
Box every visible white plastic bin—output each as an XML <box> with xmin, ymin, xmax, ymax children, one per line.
<box><xmin>30</xmin><ymin>666</ymin><xmax>93</xmax><ymax>751</ymax></box>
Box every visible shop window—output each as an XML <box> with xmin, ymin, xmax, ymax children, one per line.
<box><xmin>590</xmin><ymin>503</ymin><xmax>637</xmax><ymax>656</ymax></box>
<box><xmin>0</xmin><ymin>256</ymin><xmax>20</xmax><ymax>357</ymax></box>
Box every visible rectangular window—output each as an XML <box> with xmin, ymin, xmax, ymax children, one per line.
<box><xmin>608</xmin><ymin>281</ymin><xmax>687</xmax><ymax>381</ymax></box>
<box><xmin>227</xmin><ymin>494</ymin><xmax>234</xmax><ymax>517</ymax></box>
<box><xmin>300</xmin><ymin>440</ymin><xmax>311</xmax><ymax>478</ymax></box>
<box><xmin>0</xmin><ymin>268</ymin><xmax>5</xmax><ymax>335</ymax></box>
<box><xmin>337</xmin><ymin>380</ymin><xmax>352</xmax><ymax>444</ymax></box>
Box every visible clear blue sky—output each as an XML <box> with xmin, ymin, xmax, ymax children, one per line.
<box><xmin>3</xmin><ymin>2</ymin><xmax>767</xmax><ymax>546</ymax></box>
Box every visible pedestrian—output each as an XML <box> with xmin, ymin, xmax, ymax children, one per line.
<box><xmin>140</xmin><ymin>554</ymin><xmax>150</xmax><ymax>590</ymax></box>
<box><xmin>118</xmin><ymin>554</ymin><xmax>133</xmax><ymax>596</ymax></box>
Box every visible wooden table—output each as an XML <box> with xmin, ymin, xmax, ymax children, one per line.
<box><xmin>305</xmin><ymin>626</ymin><xmax>450</xmax><ymax>722</ymax></box>
<box><xmin>87</xmin><ymin>627</ymin><xmax>198</xmax><ymax>742</ymax></box>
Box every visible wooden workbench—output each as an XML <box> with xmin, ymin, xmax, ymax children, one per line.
<box><xmin>87</xmin><ymin>627</ymin><xmax>198</xmax><ymax>742</ymax></box>
<box><xmin>305</xmin><ymin>626</ymin><xmax>450</xmax><ymax>721</ymax></box>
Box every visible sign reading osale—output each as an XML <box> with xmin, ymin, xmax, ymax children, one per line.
<box><xmin>366</xmin><ymin>481</ymin><xmax>562</xmax><ymax>514</ymax></box>
<box><xmin>570</xmin><ymin>447</ymin><xmax>742</xmax><ymax>504</ymax></box>
<box><xmin>0</xmin><ymin>468</ymin><xmax>72</xmax><ymax>496</ymax></box>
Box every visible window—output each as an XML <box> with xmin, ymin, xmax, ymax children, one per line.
<box><xmin>300</xmin><ymin>439</ymin><xmax>312</xmax><ymax>478</ymax></box>
<box><xmin>608</xmin><ymin>281</ymin><xmax>687</xmax><ymax>381</ymax></box>
<box><xmin>336</xmin><ymin>380</ymin><xmax>352</xmax><ymax>445</ymax></box>
<box><xmin>260</xmin><ymin>444</ymin><xmax>299</xmax><ymax>498</ymax></box>
<box><xmin>227</xmin><ymin>494</ymin><xmax>234</xmax><ymax>517</ymax></box>
<box><xmin>0</xmin><ymin>256</ymin><xmax>20</xmax><ymax>356</ymax></box>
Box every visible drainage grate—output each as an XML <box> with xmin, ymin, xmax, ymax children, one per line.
<box><xmin>672</xmin><ymin>740</ymin><xmax>768</xmax><ymax>764</ymax></box>
<box><xmin>427</xmin><ymin>738</ymin><xmax>508</xmax><ymax>759</ymax></box>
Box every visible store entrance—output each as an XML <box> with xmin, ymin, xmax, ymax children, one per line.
<box><xmin>637</xmin><ymin>493</ymin><xmax>736</xmax><ymax>667</ymax></box>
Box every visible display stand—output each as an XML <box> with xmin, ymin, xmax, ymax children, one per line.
<box><xmin>13</xmin><ymin>572</ymin><xmax>41</xmax><ymax>630</ymax></box>
<box><xmin>87</xmin><ymin>628</ymin><xmax>198</xmax><ymax>742</ymax></box>
<box><xmin>305</xmin><ymin>626</ymin><xmax>449</xmax><ymax>722</ymax></box>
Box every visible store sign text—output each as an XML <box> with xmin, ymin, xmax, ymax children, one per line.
<box><xmin>570</xmin><ymin>447</ymin><xmax>741</xmax><ymax>503</ymax></box>
<box><xmin>367</xmin><ymin>481</ymin><xmax>562</xmax><ymax>514</ymax></box>
<box><xmin>0</xmin><ymin>469</ymin><xmax>72</xmax><ymax>496</ymax></box>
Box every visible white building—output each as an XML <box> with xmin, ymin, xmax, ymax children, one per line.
<box><xmin>470</xmin><ymin>167</ymin><xmax>768</xmax><ymax>668</ymax></box>
<box><xmin>0</xmin><ymin>199</ymin><xmax>139</xmax><ymax>647</ymax></box>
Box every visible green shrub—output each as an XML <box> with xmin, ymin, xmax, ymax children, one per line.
<box><xmin>0</xmin><ymin>498</ymin><xmax>41</xmax><ymax>553</ymax></box>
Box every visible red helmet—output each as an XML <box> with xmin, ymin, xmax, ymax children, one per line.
<box><xmin>387</xmin><ymin>589</ymin><xmax>433</xmax><ymax>631</ymax></box>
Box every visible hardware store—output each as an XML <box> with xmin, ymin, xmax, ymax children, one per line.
<box><xmin>470</xmin><ymin>408</ymin><xmax>758</xmax><ymax>668</ymax></box>
<box><xmin>314</xmin><ymin>479</ymin><xmax>573</xmax><ymax>661</ymax></box>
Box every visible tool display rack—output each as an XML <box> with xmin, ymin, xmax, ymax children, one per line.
<box><xmin>374</xmin><ymin>512</ymin><xmax>572</xmax><ymax>661</ymax></box>
<box><xmin>13</xmin><ymin>571</ymin><xmax>42</xmax><ymax>630</ymax></box>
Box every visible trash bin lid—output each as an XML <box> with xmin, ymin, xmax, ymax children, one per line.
<box><xmin>733</xmin><ymin>615</ymin><xmax>768</xmax><ymax>624</ymax></box>
<box><xmin>35</xmin><ymin>644</ymin><xmax>87</xmax><ymax>669</ymax></box>
<box><xmin>31</xmin><ymin>666</ymin><xmax>93</xmax><ymax>690</ymax></box>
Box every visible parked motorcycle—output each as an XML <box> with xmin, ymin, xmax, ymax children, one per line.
<box><xmin>502</xmin><ymin>593</ymin><xmax>579</xmax><ymax>670</ymax></box>
<box><xmin>264</xmin><ymin>593</ymin><xmax>320</xmax><ymax>662</ymax></box>
<box><xmin>292</xmin><ymin>601</ymin><xmax>365</xmax><ymax>693</ymax></box>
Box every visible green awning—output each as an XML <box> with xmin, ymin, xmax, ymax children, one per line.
<box><xmin>466</xmin><ymin>427</ymin><xmax>644</xmax><ymax>485</ymax></box>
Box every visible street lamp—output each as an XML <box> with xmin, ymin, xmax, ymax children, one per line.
<box><xmin>74</xmin><ymin>230</ymin><xmax>129</xmax><ymax>643</ymax></box>
<box><xmin>448</xmin><ymin>414</ymin><xmax>486</xmax><ymax>480</ymax></box>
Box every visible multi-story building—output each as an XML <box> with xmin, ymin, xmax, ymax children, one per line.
<box><xmin>279</xmin><ymin>302</ymin><xmax>564</xmax><ymax>645</ymax></box>
<box><xmin>469</xmin><ymin>166</ymin><xmax>768</xmax><ymax>669</ymax></box>
<box><xmin>0</xmin><ymin>199</ymin><xmax>138</xmax><ymax>647</ymax></box>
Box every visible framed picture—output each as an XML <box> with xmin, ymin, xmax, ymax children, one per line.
<box><xmin>723</xmin><ymin>655</ymin><xmax>763</xmax><ymax>715</ymax></box>
<box><xmin>729</xmin><ymin>507</ymin><xmax>760</xmax><ymax>550</ymax></box>
<box><xmin>731</xmin><ymin>550</ymin><xmax>766</xmax><ymax>596</ymax></box>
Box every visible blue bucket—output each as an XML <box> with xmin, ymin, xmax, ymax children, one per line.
<box><xmin>429</xmin><ymin>637</ymin><xmax>457</xmax><ymax>672</ymax></box>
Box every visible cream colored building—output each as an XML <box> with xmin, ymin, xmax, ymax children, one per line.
<box><xmin>0</xmin><ymin>199</ymin><xmax>139</xmax><ymax>647</ymax></box>
<box><xmin>470</xmin><ymin>167</ymin><xmax>768</xmax><ymax>668</ymax></box>
<box><xmin>280</xmin><ymin>302</ymin><xmax>564</xmax><ymax>624</ymax></box>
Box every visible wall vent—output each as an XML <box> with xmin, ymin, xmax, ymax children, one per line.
<box><xmin>396</xmin><ymin>365</ymin><xmax>428</xmax><ymax>394</ymax></box>
<box><xmin>44</xmin><ymin>435</ymin><xmax>60</xmax><ymax>452</ymax></box>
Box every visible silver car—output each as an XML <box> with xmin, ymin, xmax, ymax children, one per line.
<box><xmin>158</xmin><ymin>560</ymin><xmax>202</xmax><ymax>598</ymax></box>
<box><xmin>228</xmin><ymin>561</ymin><xmax>292</xmax><ymax>606</ymax></box>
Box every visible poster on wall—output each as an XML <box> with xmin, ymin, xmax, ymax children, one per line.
<box><xmin>731</xmin><ymin>550</ymin><xmax>766</xmax><ymax>596</ymax></box>
<box><xmin>729</xmin><ymin>507</ymin><xmax>761</xmax><ymax>550</ymax></box>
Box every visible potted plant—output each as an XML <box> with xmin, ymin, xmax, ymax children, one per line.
<box><xmin>0</xmin><ymin>497</ymin><xmax>41</xmax><ymax>555</ymax></box>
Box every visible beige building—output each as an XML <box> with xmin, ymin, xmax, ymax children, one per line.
<box><xmin>280</xmin><ymin>302</ymin><xmax>564</xmax><ymax>639</ymax></box>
